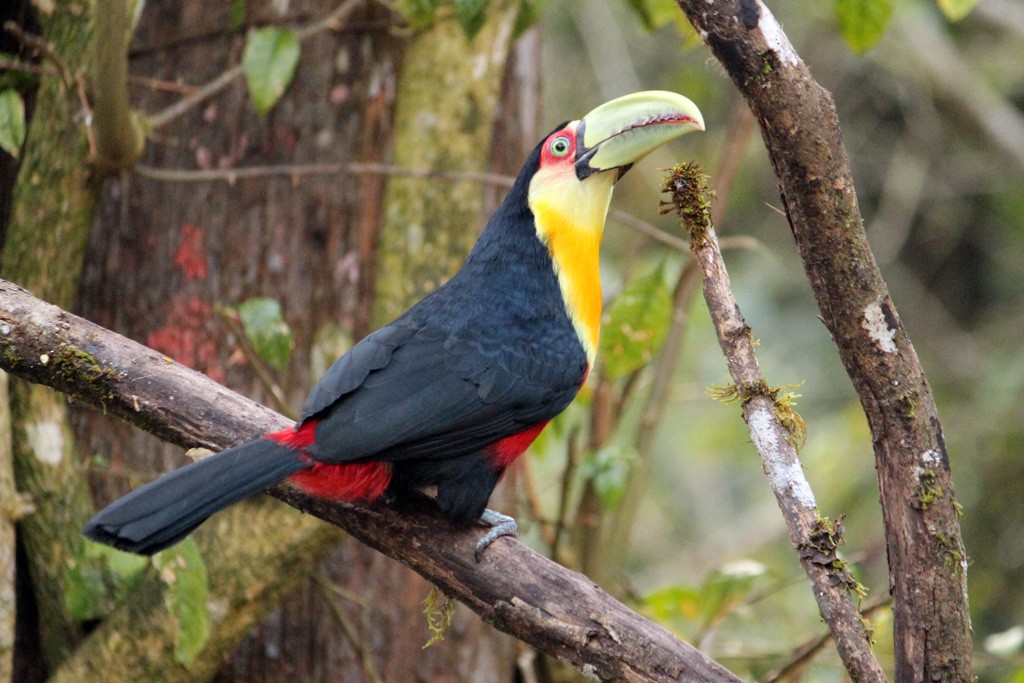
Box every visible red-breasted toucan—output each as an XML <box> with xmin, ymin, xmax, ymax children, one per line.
<box><xmin>84</xmin><ymin>91</ymin><xmax>704</xmax><ymax>559</ymax></box>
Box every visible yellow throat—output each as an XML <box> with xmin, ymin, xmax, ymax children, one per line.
<box><xmin>528</xmin><ymin>167</ymin><xmax>617</xmax><ymax>366</ymax></box>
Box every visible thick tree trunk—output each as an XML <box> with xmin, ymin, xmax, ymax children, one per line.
<box><xmin>2</xmin><ymin>0</ymin><xmax>99</xmax><ymax>670</ymax></box>
<box><xmin>673</xmin><ymin>2</ymin><xmax>972</xmax><ymax>679</ymax></box>
<box><xmin>75</xmin><ymin>1</ymin><xmax>524</xmax><ymax>679</ymax></box>
<box><xmin>0</xmin><ymin>373</ymin><xmax>20</xmax><ymax>682</ymax></box>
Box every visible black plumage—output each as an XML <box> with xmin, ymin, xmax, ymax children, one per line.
<box><xmin>85</xmin><ymin>131</ymin><xmax>588</xmax><ymax>555</ymax></box>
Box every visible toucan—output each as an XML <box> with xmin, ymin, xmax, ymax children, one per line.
<box><xmin>84</xmin><ymin>91</ymin><xmax>704</xmax><ymax>558</ymax></box>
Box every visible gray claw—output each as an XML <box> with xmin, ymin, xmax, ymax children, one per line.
<box><xmin>475</xmin><ymin>509</ymin><xmax>518</xmax><ymax>561</ymax></box>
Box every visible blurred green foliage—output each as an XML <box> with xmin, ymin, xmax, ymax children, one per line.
<box><xmin>152</xmin><ymin>538</ymin><xmax>210</xmax><ymax>664</ymax></box>
<box><xmin>241</xmin><ymin>26</ymin><xmax>300</xmax><ymax>117</ymax></box>
<box><xmin>599</xmin><ymin>262</ymin><xmax>672</xmax><ymax>379</ymax></box>
<box><xmin>535</xmin><ymin>0</ymin><xmax>1023</xmax><ymax>678</ymax></box>
<box><xmin>0</xmin><ymin>88</ymin><xmax>25</xmax><ymax>158</ymax></box>
<box><xmin>237</xmin><ymin>297</ymin><xmax>295</xmax><ymax>373</ymax></box>
<box><xmin>65</xmin><ymin>539</ymin><xmax>148</xmax><ymax>622</ymax></box>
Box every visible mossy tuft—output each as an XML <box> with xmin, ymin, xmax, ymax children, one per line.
<box><xmin>661</xmin><ymin>162</ymin><xmax>715</xmax><ymax>246</ymax></box>
<box><xmin>422</xmin><ymin>585</ymin><xmax>456</xmax><ymax>649</ymax></box>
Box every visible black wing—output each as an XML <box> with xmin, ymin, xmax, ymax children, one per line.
<box><xmin>299</xmin><ymin>317</ymin><xmax>586</xmax><ymax>465</ymax></box>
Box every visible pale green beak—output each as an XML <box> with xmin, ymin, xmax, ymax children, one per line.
<box><xmin>575</xmin><ymin>90</ymin><xmax>704</xmax><ymax>181</ymax></box>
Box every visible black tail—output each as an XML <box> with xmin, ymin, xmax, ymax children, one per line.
<box><xmin>84</xmin><ymin>438</ymin><xmax>309</xmax><ymax>555</ymax></box>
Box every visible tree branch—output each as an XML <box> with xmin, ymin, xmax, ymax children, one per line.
<box><xmin>674</xmin><ymin>1</ymin><xmax>972</xmax><ymax>679</ymax></box>
<box><xmin>90</xmin><ymin>0</ymin><xmax>145</xmax><ymax>171</ymax></box>
<box><xmin>664</xmin><ymin>163</ymin><xmax>886</xmax><ymax>682</ymax></box>
<box><xmin>145</xmin><ymin>0</ymin><xmax>363</xmax><ymax>131</ymax></box>
<box><xmin>0</xmin><ymin>278</ymin><xmax>740</xmax><ymax>683</ymax></box>
<box><xmin>131</xmin><ymin>162</ymin><xmax>691</xmax><ymax>253</ymax></box>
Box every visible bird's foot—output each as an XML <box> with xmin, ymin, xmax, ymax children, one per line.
<box><xmin>475</xmin><ymin>509</ymin><xmax>518</xmax><ymax>561</ymax></box>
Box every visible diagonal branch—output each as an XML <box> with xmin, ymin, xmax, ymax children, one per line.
<box><xmin>674</xmin><ymin>1</ymin><xmax>972</xmax><ymax>680</ymax></box>
<box><xmin>0</xmin><ymin>278</ymin><xmax>740</xmax><ymax>683</ymax></box>
<box><xmin>664</xmin><ymin>163</ymin><xmax>886</xmax><ymax>682</ymax></box>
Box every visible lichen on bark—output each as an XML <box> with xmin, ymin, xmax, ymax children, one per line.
<box><xmin>2</xmin><ymin>0</ymin><xmax>100</xmax><ymax>668</ymax></box>
<box><xmin>373</xmin><ymin>1</ymin><xmax>519</xmax><ymax>323</ymax></box>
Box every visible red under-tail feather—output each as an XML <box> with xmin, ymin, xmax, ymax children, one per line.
<box><xmin>267</xmin><ymin>420</ymin><xmax>393</xmax><ymax>501</ymax></box>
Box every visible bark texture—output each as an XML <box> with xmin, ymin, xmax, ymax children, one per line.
<box><xmin>674</xmin><ymin>2</ymin><xmax>972</xmax><ymax>679</ymax></box>
<box><xmin>79</xmin><ymin>1</ymin><xmax>401</xmax><ymax>675</ymax></box>
<box><xmin>665</xmin><ymin>165</ymin><xmax>886</xmax><ymax>681</ymax></box>
<box><xmin>49</xmin><ymin>501</ymin><xmax>343</xmax><ymax>683</ymax></box>
<box><xmin>75</xmin><ymin>2</ymin><xmax>524</xmax><ymax>679</ymax></box>
<box><xmin>2</xmin><ymin>0</ymin><xmax>99</xmax><ymax>669</ymax></box>
<box><xmin>0</xmin><ymin>276</ymin><xmax>742</xmax><ymax>683</ymax></box>
<box><xmin>0</xmin><ymin>373</ymin><xmax>20</xmax><ymax>681</ymax></box>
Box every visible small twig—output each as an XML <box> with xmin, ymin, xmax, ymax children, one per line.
<box><xmin>0</xmin><ymin>55</ymin><xmax>53</xmax><ymax>78</ymax></box>
<box><xmin>664</xmin><ymin>162</ymin><xmax>887</xmax><ymax>683</ymax></box>
<box><xmin>74</xmin><ymin>73</ymin><xmax>98</xmax><ymax>161</ymax></box>
<box><xmin>133</xmin><ymin>162</ymin><xmax>694</xmax><ymax>253</ymax></box>
<box><xmin>763</xmin><ymin>597</ymin><xmax>893</xmax><ymax>683</ymax></box>
<box><xmin>2</xmin><ymin>21</ymin><xmax>75</xmax><ymax>90</ymax></box>
<box><xmin>216</xmin><ymin>307</ymin><xmax>292</xmax><ymax>417</ymax></box>
<box><xmin>133</xmin><ymin>161</ymin><xmax>516</xmax><ymax>188</ymax></box>
<box><xmin>314</xmin><ymin>574</ymin><xmax>384</xmax><ymax>683</ymax></box>
<box><xmin>127</xmin><ymin>75</ymin><xmax>198</xmax><ymax>95</ymax></box>
<box><xmin>145</xmin><ymin>65</ymin><xmax>239</xmax><ymax>131</ymax></box>
<box><xmin>0</xmin><ymin>56</ymin><xmax>197</xmax><ymax>95</ymax></box>
<box><xmin>549</xmin><ymin>423</ymin><xmax>581</xmax><ymax>563</ymax></box>
<box><xmin>710</xmin><ymin>100</ymin><xmax>756</xmax><ymax>229</ymax></box>
<box><xmin>146</xmin><ymin>0</ymin><xmax>362</xmax><ymax>131</ymax></box>
<box><xmin>609</xmin><ymin>209</ymin><xmax>688</xmax><ymax>251</ymax></box>
<box><xmin>519</xmin><ymin>457</ymin><xmax>556</xmax><ymax>547</ymax></box>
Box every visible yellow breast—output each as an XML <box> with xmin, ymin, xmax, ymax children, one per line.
<box><xmin>528</xmin><ymin>169</ymin><xmax>616</xmax><ymax>365</ymax></box>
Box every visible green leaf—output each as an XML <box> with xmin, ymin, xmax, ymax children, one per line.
<box><xmin>228</xmin><ymin>0</ymin><xmax>248</xmax><ymax>31</ymax></box>
<box><xmin>154</xmin><ymin>538</ymin><xmax>210</xmax><ymax>664</ymax></box>
<box><xmin>65</xmin><ymin>539</ymin><xmax>148</xmax><ymax>621</ymax></box>
<box><xmin>241</xmin><ymin>27</ymin><xmax>300</xmax><ymax>117</ymax></box>
<box><xmin>238</xmin><ymin>297</ymin><xmax>294</xmax><ymax>372</ymax></box>
<box><xmin>599</xmin><ymin>264</ymin><xmax>673</xmax><ymax>379</ymax></box>
<box><xmin>0</xmin><ymin>88</ymin><xmax>26</xmax><ymax>158</ymax></box>
<box><xmin>697</xmin><ymin>560</ymin><xmax>767</xmax><ymax>625</ymax></box>
<box><xmin>835</xmin><ymin>0</ymin><xmax>893</xmax><ymax>53</ymax></box>
<box><xmin>644</xmin><ymin>585</ymin><xmax>702</xmax><ymax>624</ymax></box>
<box><xmin>512</xmin><ymin>0</ymin><xmax>549</xmax><ymax>39</ymax></box>
<box><xmin>582</xmin><ymin>444</ymin><xmax>635</xmax><ymax>509</ymax></box>
<box><xmin>621</xmin><ymin>0</ymin><xmax>679</xmax><ymax>31</ymax></box>
<box><xmin>452</xmin><ymin>0</ymin><xmax>489</xmax><ymax>38</ymax></box>
<box><xmin>391</xmin><ymin>0</ymin><xmax>445</xmax><ymax>28</ymax></box>
<box><xmin>936</xmin><ymin>0</ymin><xmax>978</xmax><ymax>21</ymax></box>
<box><xmin>644</xmin><ymin>561</ymin><xmax>768</xmax><ymax>634</ymax></box>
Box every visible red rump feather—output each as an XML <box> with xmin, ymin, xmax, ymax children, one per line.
<box><xmin>288</xmin><ymin>460</ymin><xmax>392</xmax><ymax>501</ymax></box>
<box><xmin>266</xmin><ymin>421</ymin><xmax>318</xmax><ymax>450</ymax></box>
<box><xmin>266</xmin><ymin>421</ymin><xmax>393</xmax><ymax>501</ymax></box>
<box><xmin>488</xmin><ymin>420</ymin><xmax>549</xmax><ymax>468</ymax></box>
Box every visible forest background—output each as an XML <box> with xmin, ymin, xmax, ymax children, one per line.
<box><xmin>0</xmin><ymin>0</ymin><xmax>1021</xmax><ymax>681</ymax></box>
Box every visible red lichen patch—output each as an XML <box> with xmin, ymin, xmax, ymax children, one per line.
<box><xmin>174</xmin><ymin>223</ymin><xmax>209</xmax><ymax>280</ymax></box>
<box><xmin>146</xmin><ymin>296</ymin><xmax>224</xmax><ymax>383</ymax></box>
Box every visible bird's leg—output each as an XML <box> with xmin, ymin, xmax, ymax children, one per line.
<box><xmin>475</xmin><ymin>508</ymin><xmax>518</xmax><ymax>561</ymax></box>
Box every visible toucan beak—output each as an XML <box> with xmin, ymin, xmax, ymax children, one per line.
<box><xmin>575</xmin><ymin>90</ymin><xmax>704</xmax><ymax>181</ymax></box>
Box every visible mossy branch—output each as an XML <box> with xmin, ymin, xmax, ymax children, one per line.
<box><xmin>663</xmin><ymin>162</ymin><xmax>887</xmax><ymax>682</ymax></box>
<box><xmin>0</xmin><ymin>278</ymin><xmax>740</xmax><ymax>683</ymax></box>
<box><xmin>674</xmin><ymin>3</ymin><xmax>971</xmax><ymax>679</ymax></box>
<box><xmin>91</xmin><ymin>0</ymin><xmax>146</xmax><ymax>171</ymax></box>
